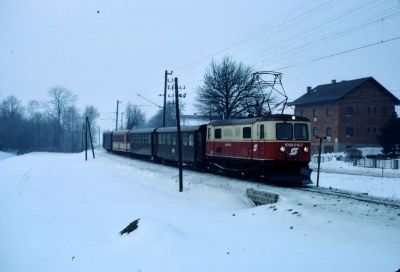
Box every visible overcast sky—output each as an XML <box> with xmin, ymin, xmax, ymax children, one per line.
<box><xmin>1</xmin><ymin>0</ymin><xmax>400</xmax><ymax>130</ymax></box>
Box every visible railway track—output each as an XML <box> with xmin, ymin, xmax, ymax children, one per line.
<box><xmin>293</xmin><ymin>185</ymin><xmax>400</xmax><ymax>208</ymax></box>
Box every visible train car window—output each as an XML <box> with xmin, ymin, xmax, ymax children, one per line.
<box><xmin>167</xmin><ymin>134</ymin><xmax>171</xmax><ymax>145</ymax></box>
<box><xmin>188</xmin><ymin>134</ymin><xmax>194</xmax><ymax>146</ymax></box>
<box><xmin>215</xmin><ymin>128</ymin><xmax>221</xmax><ymax>139</ymax></box>
<box><xmin>294</xmin><ymin>124</ymin><xmax>309</xmax><ymax>140</ymax></box>
<box><xmin>207</xmin><ymin>128</ymin><xmax>211</xmax><ymax>140</ymax></box>
<box><xmin>171</xmin><ymin>134</ymin><xmax>176</xmax><ymax>145</ymax></box>
<box><xmin>260</xmin><ymin>124</ymin><xmax>265</xmax><ymax>139</ymax></box>
<box><xmin>243</xmin><ymin>127</ymin><xmax>251</xmax><ymax>139</ymax></box>
<box><xmin>182</xmin><ymin>134</ymin><xmax>189</xmax><ymax>146</ymax></box>
<box><xmin>276</xmin><ymin>123</ymin><xmax>293</xmax><ymax>140</ymax></box>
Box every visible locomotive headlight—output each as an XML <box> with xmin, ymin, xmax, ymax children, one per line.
<box><xmin>280</xmin><ymin>146</ymin><xmax>286</xmax><ymax>152</ymax></box>
<box><xmin>304</xmin><ymin>146</ymin><xmax>309</xmax><ymax>152</ymax></box>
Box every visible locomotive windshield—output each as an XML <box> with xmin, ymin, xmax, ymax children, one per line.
<box><xmin>276</xmin><ymin>123</ymin><xmax>293</xmax><ymax>140</ymax></box>
<box><xmin>294</xmin><ymin>124</ymin><xmax>309</xmax><ymax>140</ymax></box>
<box><xmin>276</xmin><ymin>123</ymin><xmax>309</xmax><ymax>140</ymax></box>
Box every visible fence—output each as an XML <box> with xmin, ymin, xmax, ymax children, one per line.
<box><xmin>312</xmin><ymin>156</ymin><xmax>399</xmax><ymax>170</ymax></box>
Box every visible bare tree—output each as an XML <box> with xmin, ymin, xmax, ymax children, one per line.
<box><xmin>0</xmin><ymin>96</ymin><xmax>25</xmax><ymax>151</ymax></box>
<box><xmin>195</xmin><ymin>56</ymin><xmax>255</xmax><ymax>120</ymax></box>
<box><xmin>147</xmin><ymin>102</ymin><xmax>185</xmax><ymax>127</ymax></box>
<box><xmin>125</xmin><ymin>102</ymin><xmax>145</xmax><ymax>129</ymax></box>
<box><xmin>0</xmin><ymin>95</ymin><xmax>24</xmax><ymax>119</ymax></box>
<box><xmin>46</xmin><ymin>86</ymin><xmax>77</xmax><ymax>149</ymax></box>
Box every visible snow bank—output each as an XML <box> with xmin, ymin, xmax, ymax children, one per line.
<box><xmin>0</xmin><ymin>151</ymin><xmax>15</xmax><ymax>161</ymax></box>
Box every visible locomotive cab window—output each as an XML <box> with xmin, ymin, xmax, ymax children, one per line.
<box><xmin>294</xmin><ymin>124</ymin><xmax>309</xmax><ymax>140</ymax></box>
<box><xmin>276</xmin><ymin>123</ymin><xmax>293</xmax><ymax>140</ymax></box>
<box><xmin>260</xmin><ymin>124</ymin><xmax>265</xmax><ymax>139</ymax></box>
<box><xmin>215</xmin><ymin>128</ymin><xmax>222</xmax><ymax>139</ymax></box>
<box><xmin>243</xmin><ymin>127</ymin><xmax>251</xmax><ymax>139</ymax></box>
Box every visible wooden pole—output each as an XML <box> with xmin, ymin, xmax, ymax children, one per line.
<box><xmin>175</xmin><ymin>77</ymin><xmax>183</xmax><ymax>192</ymax></box>
<box><xmin>85</xmin><ymin>120</ymin><xmax>88</xmax><ymax>161</ymax></box>
<box><xmin>316</xmin><ymin>136</ymin><xmax>326</xmax><ymax>187</ymax></box>
<box><xmin>86</xmin><ymin>117</ymin><xmax>95</xmax><ymax>159</ymax></box>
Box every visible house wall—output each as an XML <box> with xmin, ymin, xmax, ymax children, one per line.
<box><xmin>294</xmin><ymin>80</ymin><xmax>397</xmax><ymax>154</ymax></box>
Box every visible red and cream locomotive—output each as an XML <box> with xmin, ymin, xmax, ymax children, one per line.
<box><xmin>205</xmin><ymin>114</ymin><xmax>311</xmax><ymax>184</ymax></box>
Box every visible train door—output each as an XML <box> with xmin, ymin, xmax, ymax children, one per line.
<box><xmin>257</xmin><ymin>123</ymin><xmax>265</xmax><ymax>157</ymax></box>
<box><xmin>206</xmin><ymin>126</ymin><xmax>215</xmax><ymax>156</ymax></box>
<box><xmin>242</xmin><ymin>126</ymin><xmax>252</xmax><ymax>159</ymax></box>
<box><xmin>152</xmin><ymin>133</ymin><xmax>157</xmax><ymax>158</ymax></box>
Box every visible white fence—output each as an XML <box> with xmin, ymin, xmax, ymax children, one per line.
<box><xmin>312</xmin><ymin>156</ymin><xmax>399</xmax><ymax>170</ymax></box>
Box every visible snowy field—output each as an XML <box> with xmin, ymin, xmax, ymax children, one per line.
<box><xmin>309</xmin><ymin>160</ymin><xmax>400</xmax><ymax>200</ymax></box>
<box><xmin>1</xmin><ymin>151</ymin><xmax>400</xmax><ymax>272</ymax></box>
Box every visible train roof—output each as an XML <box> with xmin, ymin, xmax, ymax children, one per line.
<box><xmin>129</xmin><ymin>128</ymin><xmax>157</xmax><ymax>134</ymax></box>
<box><xmin>112</xmin><ymin>129</ymin><xmax>130</xmax><ymax>134</ymax></box>
<box><xmin>208</xmin><ymin>114</ymin><xmax>309</xmax><ymax>126</ymax></box>
<box><xmin>156</xmin><ymin>125</ymin><xmax>204</xmax><ymax>133</ymax></box>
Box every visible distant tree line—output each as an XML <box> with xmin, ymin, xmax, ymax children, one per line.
<box><xmin>0</xmin><ymin>86</ymin><xmax>99</xmax><ymax>154</ymax></box>
<box><xmin>377</xmin><ymin>112</ymin><xmax>400</xmax><ymax>159</ymax></box>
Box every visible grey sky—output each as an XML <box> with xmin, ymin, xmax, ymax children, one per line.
<box><xmin>1</xmin><ymin>0</ymin><xmax>399</xmax><ymax>130</ymax></box>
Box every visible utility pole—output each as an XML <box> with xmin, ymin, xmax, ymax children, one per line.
<box><xmin>315</xmin><ymin>136</ymin><xmax>327</xmax><ymax>187</ymax></box>
<box><xmin>98</xmin><ymin>127</ymin><xmax>101</xmax><ymax>148</ymax></box>
<box><xmin>162</xmin><ymin>70</ymin><xmax>173</xmax><ymax>127</ymax></box>
<box><xmin>86</xmin><ymin>117</ymin><xmax>95</xmax><ymax>159</ymax></box>
<box><xmin>116</xmin><ymin>100</ymin><xmax>121</xmax><ymax>131</ymax></box>
<box><xmin>174</xmin><ymin>77</ymin><xmax>183</xmax><ymax>192</ymax></box>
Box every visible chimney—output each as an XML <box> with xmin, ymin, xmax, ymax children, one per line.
<box><xmin>307</xmin><ymin>86</ymin><xmax>312</xmax><ymax>93</ymax></box>
<box><xmin>331</xmin><ymin>79</ymin><xmax>336</xmax><ymax>84</ymax></box>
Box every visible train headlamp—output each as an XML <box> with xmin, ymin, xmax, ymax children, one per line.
<box><xmin>304</xmin><ymin>146</ymin><xmax>309</xmax><ymax>152</ymax></box>
<box><xmin>280</xmin><ymin>146</ymin><xmax>286</xmax><ymax>152</ymax></box>
<box><xmin>291</xmin><ymin>115</ymin><xmax>296</xmax><ymax>120</ymax></box>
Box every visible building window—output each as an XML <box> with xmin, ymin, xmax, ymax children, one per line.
<box><xmin>380</xmin><ymin>107</ymin><xmax>387</xmax><ymax>117</ymax></box>
<box><xmin>345</xmin><ymin>127</ymin><xmax>353</xmax><ymax>137</ymax></box>
<box><xmin>326</xmin><ymin>127</ymin><xmax>332</xmax><ymax>137</ymax></box>
<box><xmin>345</xmin><ymin>106</ymin><xmax>353</xmax><ymax>116</ymax></box>
<box><xmin>326</xmin><ymin>107</ymin><xmax>333</xmax><ymax>116</ymax></box>
<box><xmin>312</xmin><ymin>127</ymin><xmax>318</xmax><ymax>137</ymax></box>
<box><xmin>313</xmin><ymin>108</ymin><xmax>318</xmax><ymax>118</ymax></box>
<box><xmin>243</xmin><ymin>127</ymin><xmax>252</xmax><ymax>139</ymax></box>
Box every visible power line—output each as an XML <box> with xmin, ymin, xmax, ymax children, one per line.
<box><xmin>312</xmin><ymin>35</ymin><xmax>400</xmax><ymax>62</ymax></box>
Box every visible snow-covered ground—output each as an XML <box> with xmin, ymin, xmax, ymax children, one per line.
<box><xmin>309</xmin><ymin>159</ymin><xmax>400</xmax><ymax>199</ymax></box>
<box><xmin>1</xmin><ymin>151</ymin><xmax>399</xmax><ymax>272</ymax></box>
<box><xmin>0</xmin><ymin>151</ymin><xmax>15</xmax><ymax>161</ymax></box>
